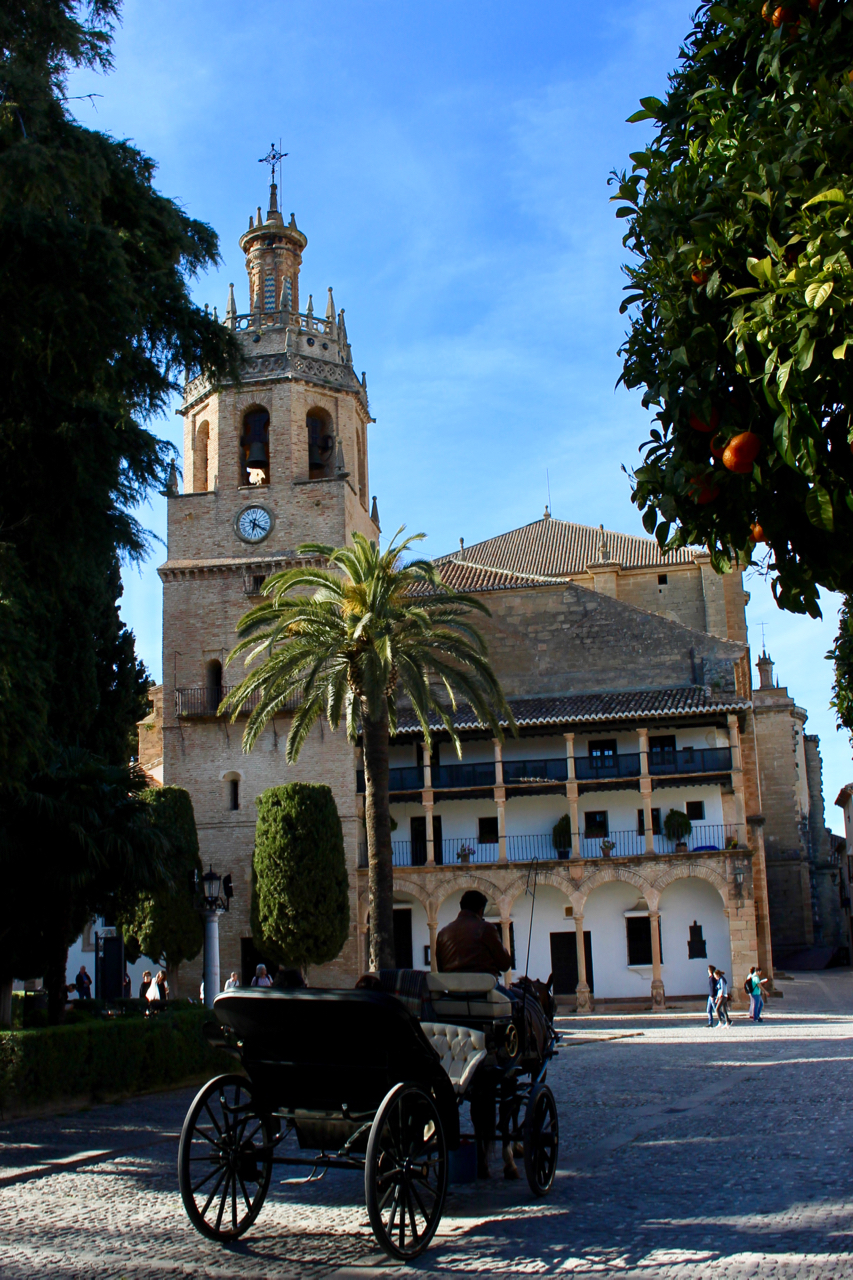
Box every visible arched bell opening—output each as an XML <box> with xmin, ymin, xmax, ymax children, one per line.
<box><xmin>307</xmin><ymin>407</ymin><xmax>335</xmax><ymax>480</ymax></box>
<box><xmin>240</xmin><ymin>407</ymin><xmax>270</xmax><ymax>486</ymax></box>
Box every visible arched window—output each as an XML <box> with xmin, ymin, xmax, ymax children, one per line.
<box><xmin>240</xmin><ymin>408</ymin><xmax>270</xmax><ymax>486</ymax></box>
<box><xmin>205</xmin><ymin>659</ymin><xmax>222</xmax><ymax>714</ymax></box>
<box><xmin>307</xmin><ymin>408</ymin><xmax>335</xmax><ymax>480</ymax></box>
<box><xmin>193</xmin><ymin>420</ymin><xmax>210</xmax><ymax>492</ymax></box>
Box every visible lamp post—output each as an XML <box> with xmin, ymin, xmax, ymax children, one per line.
<box><xmin>195</xmin><ymin>866</ymin><xmax>233</xmax><ymax>1009</ymax></box>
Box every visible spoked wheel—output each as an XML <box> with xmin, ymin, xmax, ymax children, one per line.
<box><xmin>523</xmin><ymin>1083</ymin><xmax>559</xmax><ymax>1196</ymax></box>
<box><xmin>178</xmin><ymin>1073</ymin><xmax>275</xmax><ymax>1241</ymax></box>
<box><xmin>365</xmin><ymin>1082</ymin><xmax>448</xmax><ymax>1261</ymax></box>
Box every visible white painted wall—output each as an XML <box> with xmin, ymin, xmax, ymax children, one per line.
<box><xmin>659</xmin><ymin>877</ymin><xmax>731</xmax><ymax>997</ymax></box>
<box><xmin>583</xmin><ymin>880</ymin><xmax>653</xmax><ymax>999</ymax></box>
<box><xmin>507</xmin><ymin>884</ymin><xmax>573</xmax><ymax>984</ymax></box>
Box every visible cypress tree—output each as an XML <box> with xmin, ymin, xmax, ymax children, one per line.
<box><xmin>252</xmin><ymin>784</ymin><xmax>350</xmax><ymax>972</ymax></box>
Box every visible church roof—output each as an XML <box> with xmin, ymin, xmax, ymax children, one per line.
<box><xmin>393</xmin><ymin>686</ymin><xmax>749</xmax><ymax>735</ymax></box>
<box><xmin>432</xmin><ymin>516</ymin><xmax>696</xmax><ymax>593</ymax></box>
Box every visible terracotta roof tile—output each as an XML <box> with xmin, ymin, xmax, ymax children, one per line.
<box><xmin>393</xmin><ymin>687</ymin><xmax>750</xmax><ymax>735</ymax></box>
<box><xmin>433</xmin><ymin>517</ymin><xmax>696</xmax><ymax>593</ymax></box>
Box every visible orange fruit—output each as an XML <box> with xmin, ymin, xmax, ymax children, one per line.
<box><xmin>689</xmin><ymin>407</ymin><xmax>720</xmax><ymax>433</ymax></box>
<box><xmin>723</xmin><ymin>432</ymin><xmax>761</xmax><ymax>473</ymax></box>
<box><xmin>807</xmin><ymin>0</ymin><xmax>821</xmax><ymax>10</ymax></box>
<box><xmin>762</xmin><ymin>0</ymin><xmax>773</xmax><ymax>18</ymax></box>
<box><xmin>772</xmin><ymin>6</ymin><xmax>796</xmax><ymax>25</ymax></box>
<box><xmin>689</xmin><ymin>476</ymin><xmax>720</xmax><ymax>504</ymax></box>
<box><xmin>750</xmin><ymin>522</ymin><xmax>768</xmax><ymax>543</ymax></box>
<box><xmin>691</xmin><ymin>269</ymin><xmax>708</xmax><ymax>285</ymax></box>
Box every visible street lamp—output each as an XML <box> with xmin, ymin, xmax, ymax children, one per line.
<box><xmin>195</xmin><ymin>866</ymin><xmax>233</xmax><ymax>1009</ymax></box>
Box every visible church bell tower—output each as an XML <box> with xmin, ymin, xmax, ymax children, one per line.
<box><xmin>158</xmin><ymin>178</ymin><xmax>378</xmax><ymax>991</ymax></box>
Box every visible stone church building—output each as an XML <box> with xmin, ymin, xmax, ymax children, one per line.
<box><xmin>138</xmin><ymin>179</ymin><xmax>842</xmax><ymax>1008</ymax></box>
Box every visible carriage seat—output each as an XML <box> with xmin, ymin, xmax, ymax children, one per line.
<box><xmin>420</xmin><ymin>1022</ymin><xmax>487</xmax><ymax>1094</ymax></box>
<box><xmin>426</xmin><ymin>972</ymin><xmax>513</xmax><ymax>1020</ymax></box>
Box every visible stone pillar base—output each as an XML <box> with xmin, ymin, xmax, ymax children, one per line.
<box><xmin>651</xmin><ymin>979</ymin><xmax>666</xmax><ymax>1012</ymax></box>
<box><xmin>575</xmin><ymin>981</ymin><xmax>593</xmax><ymax>1013</ymax></box>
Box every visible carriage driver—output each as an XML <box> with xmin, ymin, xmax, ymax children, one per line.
<box><xmin>435</xmin><ymin>890</ymin><xmax>512</xmax><ymax>978</ymax></box>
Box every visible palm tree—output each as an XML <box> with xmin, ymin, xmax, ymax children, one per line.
<box><xmin>222</xmin><ymin>529</ymin><xmax>515</xmax><ymax>970</ymax></box>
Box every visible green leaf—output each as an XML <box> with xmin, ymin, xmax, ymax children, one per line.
<box><xmin>627</xmin><ymin>109</ymin><xmax>655</xmax><ymax>123</ymax></box>
<box><xmin>747</xmin><ymin>256</ymin><xmax>774</xmax><ymax>286</ymax></box>
<box><xmin>803</xmin><ymin>189</ymin><xmax>846</xmax><ymax>208</ymax></box>
<box><xmin>798</xmin><ymin>339</ymin><xmax>816</xmax><ymax>371</ymax></box>
<box><xmin>805</xmin><ymin>280</ymin><xmax>834</xmax><ymax>308</ymax></box>
<box><xmin>639</xmin><ymin>96</ymin><xmax>664</xmax><ymax>112</ymax></box>
<box><xmin>805</xmin><ymin>486</ymin><xmax>835</xmax><ymax>532</ymax></box>
<box><xmin>833</xmin><ymin>337</ymin><xmax>852</xmax><ymax>359</ymax></box>
<box><xmin>615</xmin><ymin>206</ymin><xmax>637</xmax><ymax>218</ymax></box>
<box><xmin>642</xmin><ymin>507</ymin><xmax>658</xmax><ymax>535</ymax></box>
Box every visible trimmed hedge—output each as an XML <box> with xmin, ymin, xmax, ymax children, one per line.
<box><xmin>0</xmin><ymin>1007</ymin><xmax>229</xmax><ymax>1113</ymax></box>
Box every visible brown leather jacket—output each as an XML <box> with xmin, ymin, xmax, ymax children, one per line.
<box><xmin>435</xmin><ymin>910</ymin><xmax>512</xmax><ymax>976</ymax></box>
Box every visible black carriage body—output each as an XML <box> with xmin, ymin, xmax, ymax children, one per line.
<box><xmin>213</xmin><ymin>988</ymin><xmax>460</xmax><ymax>1149</ymax></box>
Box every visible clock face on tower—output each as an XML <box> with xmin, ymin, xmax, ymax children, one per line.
<box><xmin>235</xmin><ymin>505</ymin><xmax>274</xmax><ymax>544</ymax></box>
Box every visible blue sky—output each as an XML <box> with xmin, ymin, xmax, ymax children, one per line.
<box><xmin>68</xmin><ymin>0</ymin><xmax>851</xmax><ymax>827</ymax></box>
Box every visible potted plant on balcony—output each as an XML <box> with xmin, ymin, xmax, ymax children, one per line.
<box><xmin>457</xmin><ymin>842</ymin><xmax>476</xmax><ymax>865</ymax></box>
<box><xmin>552</xmin><ymin>815</ymin><xmax>572</xmax><ymax>861</ymax></box>
<box><xmin>600</xmin><ymin>838</ymin><xmax>616</xmax><ymax>857</ymax></box>
<box><xmin>664</xmin><ymin>808</ymin><xmax>692</xmax><ymax>852</ymax></box>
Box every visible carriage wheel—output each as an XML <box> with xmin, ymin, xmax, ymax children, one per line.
<box><xmin>365</xmin><ymin>1082</ymin><xmax>448</xmax><ymax>1261</ymax></box>
<box><xmin>178</xmin><ymin>1073</ymin><xmax>274</xmax><ymax>1241</ymax></box>
<box><xmin>523</xmin><ymin>1083</ymin><xmax>558</xmax><ymax>1196</ymax></box>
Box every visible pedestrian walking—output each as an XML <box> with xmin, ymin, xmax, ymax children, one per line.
<box><xmin>75</xmin><ymin>966</ymin><xmax>92</xmax><ymax>999</ymax></box>
<box><xmin>224</xmin><ymin>972</ymin><xmax>240</xmax><ymax>991</ymax></box>
<box><xmin>147</xmin><ymin>970</ymin><xmax>169</xmax><ymax>1002</ymax></box>
<box><xmin>744</xmin><ymin>965</ymin><xmax>757</xmax><ymax>1019</ymax></box>
<box><xmin>139</xmin><ymin>970</ymin><xmax>152</xmax><ymax>1000</ymax></box>
<box><xmin>250</xmin><ymin>964</ymin><xmax>272</xmax><ymax>988</ymax></box>
<box><xmin>714</xmin><ymin>968</ymin><xmax>731</xmax><ymax>1027</ymax></box>
<box><xmin>706</xmin><ymin>962</ymin><xmax>718</xmax><ymax>1026</ymax></box>
<box><xmin>751</xmin><ymin>967</ymin><xmax>769</xmax><ymax>1022</ymax></box>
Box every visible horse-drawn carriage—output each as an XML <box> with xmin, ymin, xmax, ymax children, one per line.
<box><xmin>178</xmin><ymin>971</ymin><xmax>559</xmax><ymax>1260</ymax></box>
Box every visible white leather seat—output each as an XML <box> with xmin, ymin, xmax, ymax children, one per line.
<box><xmin>420</xmin><ymin>1021</ymin><xmax>487</xmax><ymax>1094</ymax></box>
<box><xmin>427</xmin><ymin>971</ymin><xmax>512</xmax><ymax>1019</ymax></box>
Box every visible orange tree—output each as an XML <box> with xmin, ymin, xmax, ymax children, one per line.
<box><xmin>612</xmin><ymin>0</ymin><xmax>853</xmax><ymax>619</ymax></box>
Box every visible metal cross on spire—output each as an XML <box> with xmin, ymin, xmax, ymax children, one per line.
<box><xmin>259</xmin><ymin>142</ymin><xmax>287</xmax><ymax>189</ymax></box>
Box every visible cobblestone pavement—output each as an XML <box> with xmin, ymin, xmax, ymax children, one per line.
<box><xmin>2</xmin><ymin>971</ymin><xmax>853</xmax><ymax>1278</ymax></box>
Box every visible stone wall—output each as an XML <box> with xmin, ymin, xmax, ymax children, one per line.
<box><xmin>472</xmin><ymin>579</ymin><xmax>748</xmax><ymax>701</ymax></box>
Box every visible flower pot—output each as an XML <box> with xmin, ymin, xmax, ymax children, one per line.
<box><xmin>675</xmin><ymin>841</ymin><xmax>688</xmax><ymax>853</ymax></box>
<box><xmin>458</xmin><ymin>851</ymin><xmax>470</xmax><ymax>865</ymax></box>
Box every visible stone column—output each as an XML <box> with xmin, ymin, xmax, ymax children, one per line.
<box><xmin>638</xmin><ymin>726</ymin><xmax>655</xmax><ymax>854</ymax></box>
<box><xmin>427</xmin><ymin>918</ymin><xmax>438</xmax><ymax>973</ymax></box>
<box><xmin>422</xmin><ymin>740</ymin><xmax>435</xmax><ymax>865</ymax></box>
<box><xmin>746</xmin><ymin>815</ymin><xmax>774</xmax><ymax>980</ymax></box>
<box><xmin>726</xmin><ymin>854</ymin><xmax>758</xmax><ymax>1006</ymax></box>
<box><xmin>493</xmin><ymin>736</ymin><xmax>507</xmax><ymax>863</ymax></box>
<box><xmin>496</xmin><ymin>795</ymin><xmax>507</xmax><ymax>864</ymax></box>
<box><xmin>501</xmin><ymin>917</ymin><xmax>513</xmax><ymax>983</ymax></box>
<box><xmin>649</xmin><ymin>910</ymin><xmax>665</xmax><ymax>1011</ymax></box>
<box><xmin>565</xmin><ymin>732</ymin><xmax>581</xmax><ymax>857</ymax></box>
<box><xmin>728</xmin><ymin>714</ymin><xmax>748</xmax><ymax>847</ymax></box>
<box><xmin>574</xmin><ymin>915</ymin><xmax>592</xmax><ymax>1012</ymax></box>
